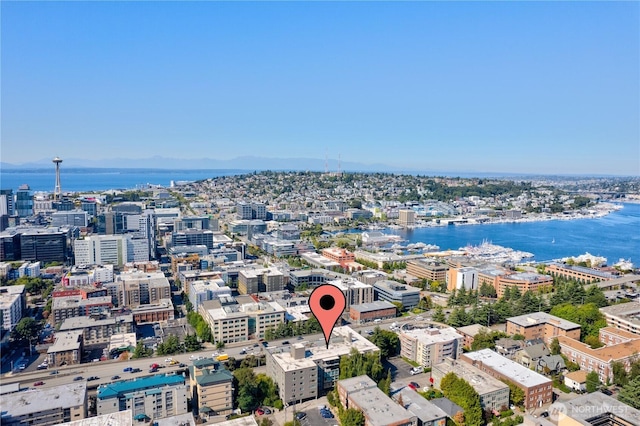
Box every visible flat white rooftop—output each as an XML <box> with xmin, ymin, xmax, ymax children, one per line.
<box><xmin>462</xmin><ymin>349</ymin><xmax>551</xmax><ymax>388</ymax></box>
<box><xmin>1</xmin><ymin>382</ymin><xmax>86</xmax><ymax>418</ymax></box>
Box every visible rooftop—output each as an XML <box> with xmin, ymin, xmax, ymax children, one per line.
<box><xmin>507</xmin><ymin>311</ymin><xmax>581</xmax><ymax>330</ymax></box>
<box><xmin>557</xmin><ymin>334</ymin><xmax>640</xmax><ymax>362</ymax></box>
<box><xmin>432</xmin><ymin>358</ymin><xmax>510</xmax><ymax>395</ymax></box>
<box><xmin>152</xmin><ymin>413</ymin><xmax>196</xmax><ymax>426</ymax></box>
<box><xmin>342</xmin><ymin>376</ymin><xmax>415</xmax><ymax>426</ymax></box>
<box><xmin>97</xmin><ymin>374</ymin><xmax>186</xmax><ymax>399</ymax></box>
<box><xmin>401</xmin><ymin>327</ymin><xmax>464</xmax><ymax>345</ymax></box>
<box><xmin>600</xmin><ymin>301</ymin><xmax>640</xmax><ymax>316</ymax></box>
<box><xmin>429</xmin><ymin>398</ymin><xmax>464</xmax><ymax>418</ymax></box>
<box><xmin>52</xmin><ymin>295</ymin><xmax>112</xmax><ymax>310</ymax></box>
<box><xmin>560</xmin><ymin>392</ymin><xmax>640</xmax><ymax>425</ymax></box>
<box><xmin>48</xmin><ymin>330</ymin><xmax>84</xmax><ymax>353</ymax></box>
<box><xmin>63</xmin><ymin>410</ymin><xmax>133</xmax><ymax>426</ymax></box>
<box><xmin>350</xmin><ymin>300</ymin><xmax>397</xmax><ymax>313</ymax></box>
<box><xmin>501</xmin><ymin>272</ymin><xmax>552</xmax><ymax>282</ymax></box>
<box><xmin>59</xmin><ymin>314</ymin><xmax>134</xmax><ymax>331</ymax></box>
<box><xmin>394</xmin><ymin>388</ymin><xmax>448</xmax><ymax>422</ymax></box>
<box><xmin>373</xmin><ymin>280</ymin><xmax>421</xmax><ymax>295</ymax></box>
<box><xmin>268</xmin><ymin>326</ymin><xmax>379</xmax><ymax>372</ymax></box>
<box><xmin>456</xmin><ymin>324</ymin><xmax>490</xmax><ymax>337</ymax></box>
<box><xmin>0</xmin><ymin>382</ymin><xmax>86</xmax><ymax>418</ymax></box>
<box><xmin>462</xmin><ymin>349</ymin><xmax>552</xmax><ymax>387</ymax></box>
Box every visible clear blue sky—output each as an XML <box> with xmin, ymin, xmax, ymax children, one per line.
<box><xmin>2</xmin><ymin>1</ymin><xmax>638</xmax><ymax>175</ymax></box>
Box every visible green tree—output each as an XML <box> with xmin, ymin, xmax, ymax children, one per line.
<box><xmin>391</xmin><ymin>301</ymin><xmax>404</xmax><ymax>314</ymax></box>
<box><xmin>502</xmin><ymin>380</ymin><xmax>525</xmax><ymax>407</ymax></box>
<box><xmin>432</xmin><ymin>306</ymin><xmax>446</xmax><ymax>323</ymax></box>
<box><xmin>12</xmin><ymin>317</ymin><xmax>40</xmax><ymax>342</ymax></box>
<box><xmin>586</xmin><ymin>371</ymin><xmax>600</xmax><ymax>393</ymax></box>
<box><xmin>612</xmin><ymin>361</ymin><xmax>629</xmax><ymax>387</ymax></box>
<box><xmin>470</xmin><ymin>330</ymin><xmax>507</xmax><ymax>351</ymax></box>
<box><xmin>339</xmin><ymin>408</ymin><xmax>365</xmax><ymax>426</ymax></box>
<box><xmin>439</xmin><ymin>372</ymin><xmax>483</xmax><ymax>426</ymax></box>
<box><xmin>479</xmin><ymin>282</ymin><xmax>497</xmax><ymax>298</ymax></box>
<box><xmin>550</xmin><ymin>303</ymin><xmax>607</xmax><ymax>341</ymax></box>
<box><xmin>584</xmin><ymin>335</ymin><xmax>604</xmax><ymax>349</ymax></box>
<box><xmin>132</xmin><ymin>341</ymin><xmax>152</xmax><ymax>359</ymax></box>
<box><xmin>369</xmin><ymin>327</ymin><xmax>400</xmax><ymax>359</ymax></box>
<box><xmin>184</xmin><ymin>333</ymin><xmax>201</xmax><ymax>352</ymax></box>
<box><xmin>618</xmin><ymin>375</ymin><xmax>640</xmax><ymax>409</ymax></box>
<box><xmin>550</xmin><ymin>338</ymin><xmax>561</xmax><ymax>355</ymax></box>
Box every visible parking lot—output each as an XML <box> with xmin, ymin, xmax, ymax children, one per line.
<box><xmin>384</xmin><ymin>356</ymin><xmax>419</xmax><ymax>382</ymax></box>
<box><xmin>296</xmin><ymin>406</ymin><xmax>337</xmax><ymax>426</ymax></box>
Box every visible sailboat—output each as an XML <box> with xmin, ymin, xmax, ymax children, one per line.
<box><xmin>551</xmin><ymin>238</ymin><xmax>555</xmax><ymax>244</ymax></box>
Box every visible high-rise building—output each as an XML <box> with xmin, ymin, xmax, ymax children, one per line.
<box><xmin>20</xmin><ymin>229</ymin><xmax>68</xmax><ymax>263</ymax></box>
<box><xmin>398</xmin><ymin>209</ymin><xmax>415</xmax><ymax>227</ymax></box>
<box><xmin>15</xmin><ymin>185</ymin><xmax>33</xmax><ymax>218</ymax></box>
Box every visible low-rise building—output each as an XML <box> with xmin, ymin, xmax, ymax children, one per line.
<box><xmin>96</xmin><ymin>374</ymin><xmax>188</xmax><ymax>421</ymax></box>
<box><xmin>392</xmin><ymin>388</ymin><xmax>447</xmax><ymax>426</ymax></box>
<box><xmin>266</xmin><ymin>326</ymin><xmax>379</xmax><ymax>403</ymax></box>
<box><xmin>58</xmin><ymin>314</ymin><xmax>134</xmax><ymax>345</ymax></box>
<box><xmin>300</xmin><ymin>252</ymin><xmax>341</xmax><ymax>270</ymax></box>
<box><xmin>201</xmin><ymin>300</ymin><xmax>285</xmax><ymax>342</ymax></box>
<box><xmin>0</xmin><ymin>382</ymin><xmax>87</xmax><ymax>425</ymax></box>
<box><xmin>321</xmin><ymin>247</ymin><xmax>356</xmax><ymax>269</ymax></box>
<box><xmin>350</xmin><ymin>301</ymin><xmax>397</xmax><ymax>324</ymax></box>
<box><xmin>461</xmin><ymin>349</ymin><xmax>553</xmax><ymax>410</ymax></box>
<box><xmin>237</xmin><ymin>268</ymin><xmax>285</xmax><ymax>294</ymax></box>
<box><xmin>328</xmin><ymin>277</ymin><xmax>374</xmax><ymax>311</ymax></box>
<box><xmin>400</xmin><ymin>327</ymin><xmax>464</xmax><ymax>368</ymax></box>
<box><xmin>506</xmin><ymin>312</ymin><xmax>581</xmax><ymax>345</ymax></box>
<box><xmin>431</xmin><ymin>358</ymin><xmax>510</xmax><ymax>412</ymax></box>
<box><xmin>52</xmin><ymin>295</ymin><xmax>113</xmax><ymax>324</ymax></box>
<box><xmin>188</xmin><ymin>279</ymin><xmax>232</xmax><ymax>311</ymax></box>
<box><xmin>545</xmin><ymin>262</ymin><xmax>618</xmax><ymax>284</ymax></box>
<box><xmin>600</xmin><ymin>301</ymin><xmax>640</xmax><ymax>336</ymax></box>
<box><xmin>496</xmin><ymin>273</ymin><xmax>553</xmax><ymax>298</ymax></box>
<box><xmin>563</xmin><ymin>370</ymin><xmax>588</xmax><ymax>393</ymax></box>
<box><xmin>47</xmin><ymin>330</ymin><xmax>84</xmax><ymax>367</ymax></box>
<box><xmin>373</xmin><ymin>280</ymin><xmax>420</xmax><ymax>310</ymax></box>
<box><xmin>455</xmin><ymin>324</ymin><xmax>489</xmax><ymax>349</ymax></box>
<box><xmin>189</xmin><ymin>358</ymin><xmax>234</xmax><ymax>418</ymax></box>
<box><xmin>131</xmin><ymin>299</ymin><xmax>175</xmax><ymax>323</ymax></box>
<box><xmin>555</xmin><ymin>391</ymin><xmax>640</xmax><ymax>426</ymax></box>
<box><xmin>337</xmin><ymin>375</ymin><xmax>418</xmax><ymax>426</ymax></box>
<box><xmin>406</xmin><ymin>260</ymin><xmax>448</xmax><ymax>283</ymax></box>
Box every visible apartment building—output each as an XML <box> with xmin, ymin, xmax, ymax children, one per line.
<box><xmin>556</xmin><ymin>391</ymin><xmax>640</xmax><ymax>426</ymax></box>
<box><xmin>477</xmin><ymin>266</ymin><xmax>512</xmax><ymax>292</ymax></box>
<box><xmin>544</xmin><ymin>262</ymin><xmax>618</xmax><ymax>284</ymax></box>
<box><xmin>321</xmin><ymin>247</ymin><xmax>356</xmax><ymax>269</ymax></box>
<box><xmin>179</xmin><ymin>270</ymin><xmax>222</xmax><ymax>292</ymax></box>
<box><xmin>131</xmin><ymin>299</ymin><xmax>174</xmax><ymax>324</ymax></box>
<box><xmin>392</xmin><ymin>388</ymin><xmax>448</xmax><ymax>426</ymax></box>
<box><xmin>446</xmin><ymin>267</ymin><xmax>478</xmax><ymax>291</ymax></box>
<box><xmin>47</xmin><ymin>330</ymin><xmax>84</xmax><ymax>367</ymax></box>
<box><xmin>58</xmin><ymin>314</ymin><xmax>135</xmax><ymax>345</ymax></box>
<box><xmin>97</xmin><ymin>374</ymin><xmax>188</xmax><ymax>420</ymax></box>
<box><xmin>506</xmin><ymin>312</ymin><xmax>581</xmax><ymax>345</ymax></box>
<box><xmin>329</xmin><ymin>277</ymin><xmax>374</xmax><ymax>311</ymax></box>
<box><xmin>0</xmin><ymin>382</ymin><xmax>87</xmax><ymax>425</ymax></box>
<box><xmin>350</xmin><ymin>301</ymin><xmax>397</xmax><ymax>324</ymax></box>
<box><xmin>188</xmin><ymin>279</ymin><xmax>232</xmax><ymax>311</ymax></box>
<box><xmin>74</xmin><ymin>235</ymin><xmax>128</xmax><ymax>266</ymax></box>
<box><xmin>600</xmin><ymin>301</ymin><xmax>640</xmax><ymax>335</ymax></box>
<box><xmin>373</xmin><ymin>280</ymin><xmax>420</xmax><ymax>310</ymax></box>
<box><xmin>460</xmin><ymin>349</ymin><xmax>553</xmax><ymax>410</ymax></box>
<box><xmin>456</xmin><ymin>324</ymin><xmax>490</xmax><ymax>349</ymax></box>
<box><xmin>20</xmin><ymin>228</ymin><xmax>69</xmax><ymax>263</ymax></box>
<box><xmin>431</xmin><ymin>358</ymin><xmax>510</xmax><ymax>412</ymax></box>
<box><xmin>558</xmin><ymin>327</ymin><xmax>640</xmax><ymax>383</ymax></box>
<box><xmin>400</xmin><ymin>327</ymin><xmax>464</xmax><ymax>368</ymax></box>
<box><xmin>0</xmin><ymin>284</ymin><xmax>25</xmax><ymax>331</ymax></box>
<box><xmin>171</xmin><ymin>229</ymin><xmax>214</xmax><ymax>250</ymax></box>
<box><xmin>117</xmin><ymin>271</ymin><xmax>171</xmax><ymax>307</ymax></box>
<box><xmin>52</xmin><ymin>295</ymin><xmax>113</xmax><ymax>324</ymax></box>
<box><xmin>266</xmin><ymin>326</ymin><xmax>379</xmax><ymax>403</ymax></box>
<box><xmin>189</xmin><ymin>358</ymin><xmax>234</xmax><ymax>417</ymax></box>
<box><xmin>64</xmin><ymin>265</ymin><xmax>115</xmax><ymax>286</ymax></box>
<box><xmin>398</xmin><ymin>210</ymin><xmax>416</xmax><ymax>227</ymax></box>
<box><xmin>237</xmin><ymin>268</ymin><xmax>285</xmax><ymax>294</ymax></box>
<box><xmin>406</xmin><ymin>260</ymin><xmax>448</xmax><ymax>283</ymax></box>
<box><xmin>496</xmin><ymin>272</ymin><xmax>553</xmax><ymax>298</ymax></box>
<box><xmin>337</xmin><ymin>375</ymin><xmax>418</xmax><ymax>426</ymax></box>
<box><xmin>300</xmin><ymin>252</ymin><xmax>341</xmax><ymax>270</ymax></box>
<box><xmin>201</xmin><ymin>300</ymin><xmax>285</xmax><ymax>342</ymax></box>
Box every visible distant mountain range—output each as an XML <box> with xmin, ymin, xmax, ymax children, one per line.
<box><xmin>0</xmin><ymin>156</ymin><xmax>627</xmax><ymax>178</ymax></box>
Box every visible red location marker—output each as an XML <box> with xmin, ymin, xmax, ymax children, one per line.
<box><xmin>309</xmin><ymin>284</ymin><xmax>346</xmax><ymax>349</ymax></box>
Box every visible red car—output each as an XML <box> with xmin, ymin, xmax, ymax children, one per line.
<box><xmin>34</xmin><ymin>381</ymin><xmax>44</xmax><ymax>386</ymax></box>
<box><xmin>408</xmin><ymin>382</ymin><xmax>419</xmax><ymax>390</ymax></box>
<box><xmin>255</xmin><ymin>408</ymin><xmax>265</xmax><ymax>416</ymax></box>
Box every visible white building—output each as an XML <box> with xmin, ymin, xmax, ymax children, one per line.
<box><xmin>201</xmin><ymin>300</ymin><xmax>286</xmax><ymax>343</ymax></box>
<box><xmin>327</xmin><ymin>277</ymin><xmax>374</xmax><ymax>311</ymax></box>
<box><xmin>400</xmin><ymin>327</ymin><xmax>464</xmax><ymax>368</ymax></box>
<box><xmin>74</xmin><ymin>235</ymin><xmax>149</xmax><ymax>266</ymax></box>
<box><xmin>0</xmin><ymin>285</ymin><xmax>25</xmax><ymax>332</ymax></box>
<box><xmin>447</xmin><ymin>267</ymin><xmax>478</xmax><ymax>290</ymax></box>
<box><xmin>188</xmin><ymin>279</ymin><xmax>232</xmax><ymax>311</ymax></box>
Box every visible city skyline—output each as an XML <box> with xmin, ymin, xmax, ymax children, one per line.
<box><xmin>2</xmin><ymin>1</ymin><xmax>638</xmax><ymax>175</ymax></box>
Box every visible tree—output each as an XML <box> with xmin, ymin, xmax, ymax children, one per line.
<box><xmin>502</xmin><ymin>380</ymin><xmax>525</xmax><ymax>407</ymax></box>
<box><xmin>439</xmin><ymin>372</ymin><xmax>483</xmax><ymax>426</ymax></box>
<box><xmin>132</xmin><ymin>341</ymin><xmax>152</xmax><ymax>359</ymax></box>
<box><xmin>369</xmin><ymin>327</ymin><xmax>400</xmax><ymax>359</ymax></box>
<box><xmin>612</xmin><ymin>361</ymin><xmax>629</xmax><ymax>387</ymax></box>
<box><xmin>184</xmin><ymin>333</ymin><xmax>201</xmax><ymax>352</ymax></box>
<box><xmin>12</xmin><ymin>317</ymin><xmax>40</xmax><ymax>342</ymax></box>
<box><xmin>584</xmin><ymin>335</ymin><xmax>604</xmax><ymax>349</ymax></box>
<box><xmin>479</xmin><ymin>282</ymin><xmax>497</xmax><ymax>298</ymax></box>
<box><xmin>618</xmin><ymin>375</ymin><xmax>640</xmax><ymax>409</ymax></box>
<box><xmin>550</xmin><ymin>338</ymin><xmax>561</xmax><ymax>355</ymax></box>
<box><xmin>432</xmin><ymin>306</ymin><xmax>446</xmax><ymax>323</ymax></box>
<box><xmin>378</xmin><ymin>369</ymin><xmax>391</xmax><ymax>396</ymax></box>
<box><xmin>339</xmin><ymin>408</ymin><xmax>365</xmax><ymax>426</ymax></box>
<box><xmin>471</xmin><ymin>330</ymin><xmax>507</xmax><ymax>351</ymax></box>
<box><xmin>391</xmin><ymin>301</ymin><xmax>404</xmax><ymax>314</ymax></box>
<box><xmin>586</xmin><ymin>371</ymin><xmax>600</xmax><ymax>393</ymax></box>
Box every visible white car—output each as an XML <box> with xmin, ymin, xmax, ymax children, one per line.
<box><xmin>165</xmin><ymin>358</ymin><xmax>173</xmax><ymax>362</ymax></box>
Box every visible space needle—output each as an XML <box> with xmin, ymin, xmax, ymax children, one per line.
<box><xmin>53</xmin><ymin>156</ymin><xmax>62</xmax><ymax>200</ymax></box>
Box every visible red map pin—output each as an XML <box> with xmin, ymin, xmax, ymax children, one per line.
<box><xmin>309</xmin><ymin>284</ymin><xmax>346</xmax><ymax>349</ymax></box>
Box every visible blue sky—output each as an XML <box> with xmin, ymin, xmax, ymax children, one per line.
<box><xmin>2</xmin><ymin>1</ymin><xmax>638</xmax><ymax>175</ymax></box>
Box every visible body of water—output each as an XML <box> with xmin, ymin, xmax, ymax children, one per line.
<box><xmin>381</xmin><ymin>203</ymin><xmax>640</xmax><ymax>265</ymax></box>
<box><xmin>0</xmin><ymin>168</ymin><xmax>250</xmax><ymax>192</ymax></box>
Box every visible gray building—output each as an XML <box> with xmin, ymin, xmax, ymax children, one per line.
<box><xmin>52</xmin><ymin>210</ymin><xmax>89</xmax><ymax>227</ymax></box>
<box><xmin>373</xmin><ymin>280</ymin><xmax>421</xmax><ymax>310</ymax></box>
<box><xmin>0</xmin><ymin>382</ymin><xmax>87</xmax><ymax>425</ymax></box>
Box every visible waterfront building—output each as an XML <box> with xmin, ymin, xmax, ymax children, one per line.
<box><xmin>400</xmin><ymin>327</ymin><xmax>464</xmax><ymax>368</ymax></box>
<box><xmin>266</xmin><ymin>326</ymin><xmax>379</xmax><ymax>403</ymax></box>
<box><xmin>431</xmin><ymin>358</ymin><xmax>510</xmax><ymax>412</ymax></box>
<box><xmin>505</xmin><ymin>312</ymin><xmax>581</xmax><ymax>345</ymax></box>
<box><xmin>496</xmin><ymin>272</ymin><xmax>553</xmax><ymax>298</ymax></box>
<box><xmin>446</xmin><ymin>266</ymin><xmax>478</xmax><ymax>291</ymax></box>
<box><xmin>0</xmin><ymin>382</ymin><xmax>87</xmax><ymax>425</ymax></box>
<box><xmin>373</xmin><ymin>280</ymin><xmax>420</xmax><ymax>310</ymax></box>
<box><xmin>189</xmin><ymin>358</ymin><xmax>234</xmax><ymax>417</ymax></box>
<box><xmin>460</xmin><ymin>349</ymin><xmax>553</xmax><ymax>410</ymax></box>
<box><xmin>406</xmin><ymin>259</ymin><xmax>448</xmax><ymax>283</ymax></box>
<box><xmin>398</xmin><ymin>209</ymin><xmax>416</xmax><ymax>227</ymax></box>
<box><xmin>96</xmin><ymin>374</ymin><xmax>188</xmax><ymax>420</ymax></box>
<box><xmin>544</xmin><ymin>262</ymin><xmax>618</xmax><ymax>284</ymax></box>
<box><xmin>337</xmin><ymin>375</ymin><xmax>418</xmax><ymax>426</ymax></box>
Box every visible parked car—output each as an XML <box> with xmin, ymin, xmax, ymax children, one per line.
<box><xmin>255</xmin><ymin>408</ymin><xmax>265</xmax><ymax>416</ymax></box>
<box><xmin>282</xmin><ymin>341</ymin><xmax>290</xmax><ymax>345</ymax></box>
<box><xmin>49</xmin><ymin>370</ymin><xmax>59</xmax><ymax>375</ymax></box>
<box><xmin>262</xmin><ymin>408</ymin><xmax>272</xmax><ymax>415</ymax></box>
<box><xmin>602</xmin><ymin>389</ymin><xmax>613</xmax><ymax>396</ymax></box>
<box><xmin>73</xmin><ymin>376</ymin><xmax>84</xmax><ymax>381</ymax></box>
<box><xmin>178</xmin><ymin>363</ymin><xmax>186</xmax><ymax>368</ymax></box>
<box><xmin>34</xmin><ymin>381</ymin><xmax>44</xmax><ymax>386</ymax></box>
<box><xmin>239</xmin><ymin>349</ymin><xmax>246</xmax><ymax>355</ymax></box>
<box><xmin>111</xmin><ymin>375</ymin><xmax>120</xmax><ymax>380</ymax></box>
<box><xmin>408</xmin><ymin>382</ymin><xmax>420</xmax><ymax>390</ymax></box>
<box><xmin>295</xmin><ymin>412</ymin><xmax>306</xmax><ymax>420</ymax></box>
<box><xmin>123</xmin><ymin>367</ymin><xmax>133</xmax><ymax>372</ymax></box>
<box><xmin>87</xmin><ymin>376</ymin><xmax>99</xmax><ymax>381</ymax></box>
<box><xmin>131</xmin><ymin>368</ymin><xmax>141</xmax><ymax>373</ymax></box>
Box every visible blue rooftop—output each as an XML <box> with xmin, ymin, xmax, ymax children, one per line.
<box><xmin>97</xmin><ymin>374</ymin><xmax>185</xmax><ymax>399</ymax></box>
